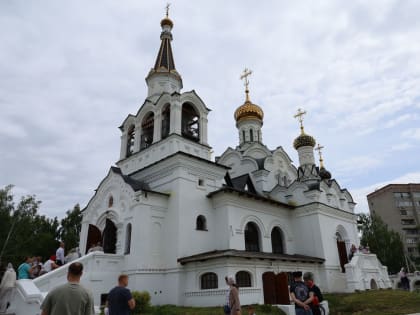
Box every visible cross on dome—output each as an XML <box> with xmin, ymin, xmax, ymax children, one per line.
<box><xmin>315</xmin><ymin>143</ymin><xmax>325</xmax><ymax>167</ymax></box>
<box><xmin>165</xmin><ymin>3</ymin><xmax>170</xmax><ymax>17</ymax></box>
<box><xmin>240</xmin><ymin>68</ymin><xmax>252</xmax><ymax>101</ymax></box>
<box><xmin>294</xmin><ymin>108</ymin><xmax>307</xmax><ymax>134</ymax></box>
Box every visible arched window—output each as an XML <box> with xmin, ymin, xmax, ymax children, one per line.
<box><xmin>161</xmin><ymin>104</ymin><xmax>170</xmax><ymax>139</ymax></box>
<box><xmin>271</xmin><ymin>227</ymin><xmax>284</xmax><ymax>254</ymax></box>
<box><xmin>181</xmin><ymin>103</ymin><xmax>200</xmax><ymax>142</ymax></box>
<box><xmin>108</xmin><ymin>196</ymin><xmax>113</xmax><ymax>208</ymax></box>
<box><xmin>140</xmin><ymin>112</ymin><xmax>154</xmax><ymax>150</ymax></box>
<box><xmin>242</xmin><ymin>130</ymin><xmax>246</xmax><ymax>143</ymax></box>
<box><xmin>196</xmin><ymin>215</ymin><xmax>207</xmax><ymax>231</ymax></box>
<box><xmin>250</xmin><ymin>129</ymin><xmax>254</xmax><ymax>142</ymax></box>
<box><xmin>201</xmin><ymin>272</ymin><xmax>218</xmax><ymax>289</ymax></box>
<box><xmin>126</xmin><ymin>125</ymin><xmax>135</xmax><ymax>157</ymax></box>
<box><xmin>124</xmin><ymin>223</ymin><xmax>132</xmax><ymax>255</ymax></box>
<box><xmin>245</xmin><ymin>222</ymin><xmax>260</xmax><ymax>252</ymax></box>
<box><xmin>236</xmin><ymin>271</ymin><xmax>252</xmax><ymax>287</ymax></box>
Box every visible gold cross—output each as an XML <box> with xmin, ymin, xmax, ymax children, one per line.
<box><xmin>240</xmin><ymin>68</ymin><xmax>252</xmax><ymax>90</ymax></box>
<box><xmin>315</xmin><ymin>143</ymin><xmax>325</xmax><ymax>167</ymax></box>
<box><xmin>165</xmin><ymin>3</ymin><xmax>171</xmax><ymax>17</ymax></box>
<box><xmin>294</xmin><ymin>108</ymin><xmax>307</xmax><ymax>133</ymax></box>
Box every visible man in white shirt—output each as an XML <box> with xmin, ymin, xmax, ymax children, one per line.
<box><xmin>42</xmin><ymin>256</ymin><xmax>58</xmax><ymax>274</ymax></box>
<box><xmin>56</xmin><ymin>242</ymin><xmax>65</xmax><ymax>266</ymax></box>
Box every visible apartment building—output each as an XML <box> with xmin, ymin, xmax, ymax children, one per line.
<box><xmin>367</xmin><ymin>183</ymin><xmax>420</xmax><ymax>257</ymax></box>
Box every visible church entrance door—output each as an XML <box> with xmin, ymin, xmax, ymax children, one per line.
<box><xmin>263</xmin><ymin>272</ymin><xmax>290</xmax><ymax>305</ymax></box>
<box><xmin>86</xmin><ymin>224</ymin><xmax>102</xmax><ymax>254</ymax></box>
<box><xmin>275</xmin><ymin>272</ymin><xmax>290</xmax><ymax>304</ymax></box>
<box><xmin>262</xmin><ymin>272</ymin><xmax>276</xmax><ymax>304</ymax></box>
<box><xmin>103</xmin><ymin>219</ymin><xmax>117</xmax><ymax>254</ymax></box>
<box><xmin>337</xmin><ymin>240</ymin><xmax>348</xmax><ymax>273</ymax></box>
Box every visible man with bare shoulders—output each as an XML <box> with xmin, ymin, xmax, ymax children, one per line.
<box><xmin>41</xmin><ymin>262</ymin><xmax>94</xmax><ymax>315</ymax></box>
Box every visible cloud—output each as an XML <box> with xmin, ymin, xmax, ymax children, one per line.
<box><xmin>402</xmin><ymin>128</ymin><xmax>420</xmax><ymax>141</ymax></box>
<box><xmin>1</xmin><ymin>1</ymin><xmax>420</xmax><ymax>219</ymax></box>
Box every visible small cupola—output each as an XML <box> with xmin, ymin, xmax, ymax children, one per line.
<box><xmin>234</xmin><ymin>68</ymin><xmax>264</xmax><ymax>146</ymax></box>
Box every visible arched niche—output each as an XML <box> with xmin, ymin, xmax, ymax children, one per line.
<box><xmin>181</xmin><ymin>103</ymin><xmax>200</xmax><ymax>142</ymax></box>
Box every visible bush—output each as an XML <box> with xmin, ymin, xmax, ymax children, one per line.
<box><xmin>131</xmin><ymin>290</ymin><xmax>151</xmax><ymax>314</ymax></box>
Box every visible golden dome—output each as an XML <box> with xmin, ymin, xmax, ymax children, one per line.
<box><xmin>161</xmin><ymin>17</ymin><xmax>173</xmax><ymax>28</ymax></box>
<box><xmin>234</xmin><ymin>97</ymin><xmax>264</xmax><ymax>123</ymax></box>
<box><xmin>293</xmin><ymin>133</ymin><xmax>316</xmax><ymax>149</ymax></box>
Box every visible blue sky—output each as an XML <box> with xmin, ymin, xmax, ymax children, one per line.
<box><xmin>1</xmin><ymin>0</ymin><xmax>420</xmax><ymax>218</ymax></box>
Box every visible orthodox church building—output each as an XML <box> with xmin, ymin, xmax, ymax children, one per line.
<box><xmin>11</xmin><ymin>11</ymin><xmax>392</xmax><ymax>314</ymax></box>
<box><xmin>77</xmin><ymin>11</ymin><xmax>361</xmax><ymax>305</ymax></box>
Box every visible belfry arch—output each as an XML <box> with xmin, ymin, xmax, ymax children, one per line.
<box><xmin>181</xmin><ymin>103</ymin><xmax>200</xmax><ymax>142</ymax></box>
<box><xmin>140</xmin><ymin>112</ymin><xmax>154</xmax><ymax>149</ymax></box>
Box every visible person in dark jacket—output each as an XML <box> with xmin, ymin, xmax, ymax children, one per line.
<box><xmin>303</xmin><ymin>272</ymin><xmax>323</xmax><ymax>315</ymax></box>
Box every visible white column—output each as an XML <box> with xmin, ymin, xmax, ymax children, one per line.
<box><xmin>120</xmin><ymin>133</ymin><xmax>128</xmax><ymax>160</ymax></box>
<box><xmin>153</xmin><ymin>113</ymin><xmax>161</xmax><ymax>143</ymax></box>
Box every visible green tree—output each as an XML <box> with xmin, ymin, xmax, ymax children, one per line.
<box><xmin>358</xmin><ymin>213</ymin><xmax>405</xmax><ymax>274</ymax></box>
<box><xmin>59</xmin><ymin>204</ymin><xmax>83</xmax><ymax>251</ymax></box>
<box><xmin>0</xmin><ymin>185</ymin><xmax>59</xmax><ymax>269</ymax></box>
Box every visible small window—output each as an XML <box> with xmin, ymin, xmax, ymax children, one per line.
<box><xmin>250</xmin><ymin>129</ymin><xmax>254</xmax><ymax>142</ymax></box>
<box><xmin>201</xmin><ymin>272</ymin><xmax>218</xmax><ymax>289</ymax></box>
<box><xmin>108</xmin><ymin>196</ymin><xmax>114</xmax><ymax>208</ymax></box>
<box><xmin>198</xmin><ymin>179</ymin><xmax>205</xmax><ymax>186</ymax></box>
<box><xmin>242</xmin><ymin>130</ymin><xmax>246</xmax><ymax>142</ymax></box>
<box><xmin>196</xmin><ymin>215</ymin><xmax>207</xmax><ymax>231</ymax></box>
<box><xmin>235</xmin><ymin>271</ymin><xmax>252</xmax><ymax>287</ymax></box>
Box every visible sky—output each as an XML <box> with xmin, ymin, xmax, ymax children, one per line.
<box><xmin>1</xmin><ymin>0</ymin><xmax>420</xmax><ymax>218</ymax></box>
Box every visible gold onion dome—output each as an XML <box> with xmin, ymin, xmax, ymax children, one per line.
<box><xmin>234</xmin><ymin>92</ymin><xmax>264</xmax><ymax>123</ymax></box>
<box><xmin>293</xmin><ymin>108</ymin><xmax>316</xmax><ymax>149</ymax></box>
<box><xmin>293</xmin><ymin>132</ymin><xmax>316</xmax><ymax>149</ymax></box>
<box><xmin>160</xmin><ymin>17</ymin><xmax>173</xmax><ymax>28</ymax></box>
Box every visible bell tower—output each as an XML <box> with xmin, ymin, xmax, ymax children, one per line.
<box><xmin>116</xmin><ymin>7</ymin><xmax>212</xmax><ymax>175</ymax></box>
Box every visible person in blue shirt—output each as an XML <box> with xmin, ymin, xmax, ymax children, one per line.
<box><xmin>17</xmin><ymin>257</ymin><xmax>34</xmax><ymax>280</ymax></box>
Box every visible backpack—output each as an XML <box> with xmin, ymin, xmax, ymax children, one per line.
<box><xmin>294</xmin><ymin>282</ymin><xmax>309</xmax><ymax>302</ymax></box>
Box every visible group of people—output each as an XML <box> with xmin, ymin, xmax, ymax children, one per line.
<box><xmin>222</xmin><ymin>271</ymin><xmax>323</xmax><ymax>315</ymax></box>
<box><xmin>348</xmin><ymin>244</ymin><xmax>370</xmax><ymax>261</ymax></box>
<box><xmin>16</xmin><ymin>255</ymin><xmax>59</xmax><ymax>279</ymax></box>
<box><xmin>16</xmin><ymin>241</ymin><xmax>84</xmax><ymax>280</ymax></box>
<box><xmin>40</xmin><ymin>262</ymin><xmax>135</xmax><ymax>315</ymax></box>
<box><xmin>290</xmin><ymin>271</ymin><xmax>324</xmax><ymax>315</ymax></box>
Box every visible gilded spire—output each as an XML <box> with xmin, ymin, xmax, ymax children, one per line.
<box><xmin>315</xmin><ymin>143</ymin><xmax>325</xmax><ymax>168</ymax></box>
<box><xmin>315</xmin><ymin>143</ymin><xmax>332</xmax><ymax>180</ymax></box>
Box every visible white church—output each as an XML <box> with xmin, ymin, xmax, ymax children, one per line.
<box><xmin>10</xmin><ymin>10</ymin><xmax>392</xmax><ymax>315</ymax></box>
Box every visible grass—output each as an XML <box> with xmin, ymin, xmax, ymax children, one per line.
<box><xmin>135</xmin><ymin>304</ymin><xmax>286</xmax><ymax>315</ymax></box>
<box><xmin>325</xmin><ymin>289</ymin><xmax>420</xmax><ymax>315</ymax></box>
<box><xmin>107</xmin><ymin>290</ymin><xmax>420</xmax><ymax>315</ymax></box>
